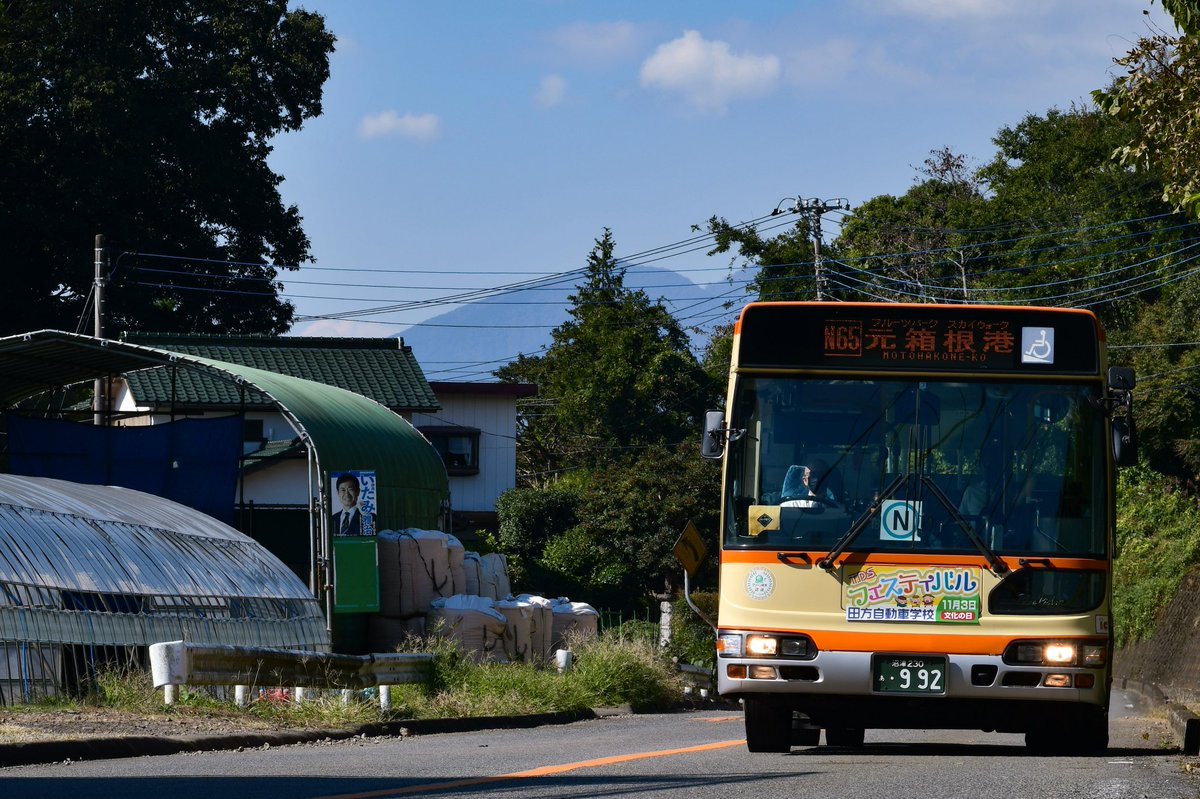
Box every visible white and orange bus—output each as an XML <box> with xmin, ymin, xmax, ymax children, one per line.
<box><xmin>700</xmin><ymin>302</ymin><xmax>1136</xmax><ymax>754</ymax></box>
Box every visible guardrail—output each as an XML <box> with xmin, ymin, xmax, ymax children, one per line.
<box><xmin>149</xmin><ymin>640</ymin><xmax>433</xmax><ymax>710</ymax></box>
<box><xmin>677</xmin><ymin>662</ymin><xmax>714</xmax><ymax>697</ymax></box>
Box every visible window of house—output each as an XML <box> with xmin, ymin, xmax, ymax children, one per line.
<box><xmin>419</xmin><ymin>426</ymin><xmax>481</xmax><ymax>475</ymax></box>
<box><xmin>242</xmin><ymin>418</ymin><xmax>266</xmax><ymax>454</ymax></box>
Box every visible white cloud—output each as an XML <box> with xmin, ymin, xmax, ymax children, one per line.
<box><xmin>640</xmin><ymin>30</ymin><xmax>780</xmax><ymax>114</ymax></box>
<box><xmin>358</xmin><ymin>111</ymin><xmax>441</xmax><ymax>141</ymax></box>
<box><xmin>550</xmin><ymin>21</ymin><xmax>640</xmax><ymax>65</ymax></box>
<box><xmin>535</xmin><ymin>74</ymin><xmax>568</xmax><ymax>107</ymax></box>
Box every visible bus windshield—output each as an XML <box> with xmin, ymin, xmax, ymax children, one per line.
<box><xmin>722</xmin><ymin>377</ymin><xmax>1107</xmax><ymax>558</ymax></box>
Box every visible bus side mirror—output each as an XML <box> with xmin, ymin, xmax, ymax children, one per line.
<box><xmin>1108</xmin><ymin>366</ymin><xmax>1135</xmax><ymax>391</ymax></box>
<box><xmin>701</xmin><ymin>410</ymin><xmax>726</xmax><ymax>459</ymax></box>
<box><xmin>1107</xmin><ymin>367</ymin><xmax>1137</xmax><ymax>467</ymax></box>
<box><xmin>1113</xmin><ymin>415</ymin><xmax>1137</xmax><ymax>467</ymax></box>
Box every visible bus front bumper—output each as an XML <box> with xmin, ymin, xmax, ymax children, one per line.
<box><xmin>717</xmin><ymin>649</ymin><xmax>1107</xmax><ymax>706</ymax></box>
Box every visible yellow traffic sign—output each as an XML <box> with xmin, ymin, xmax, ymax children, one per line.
<box><xmin>673</xmin><ymin>520</ymin><xmax>708</xmax><ymax>579</ymax></box>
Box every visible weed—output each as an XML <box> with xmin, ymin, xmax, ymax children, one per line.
<box><xmin>6</xmin><ymin>627</ymin><xmax>694</xmax><ymax>730</ymax></box>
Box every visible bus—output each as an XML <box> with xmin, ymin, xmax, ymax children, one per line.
<box><xmin>699</xmin><ymin>302</ymin><xmax>1136</xmax><ymax>754</ymax></box>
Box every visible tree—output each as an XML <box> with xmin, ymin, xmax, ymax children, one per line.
<box><xmin>975</xmin><ymin>106</ymin><xmax>1177</xmax><ymax>333</ymax></box>
<box><xmin>497</xmin><ymin>229</ymin><xmax>716</xmax><ymax>478</ymax></box>
<box><xmin>536</xmin><ymin>443</ymin><xmax>720</xmax><ymax>612</ymax></box>
<box><xmin>0</xmin><ymin>1</ymin><xmax>335</xmax><ymax>336</ymax></box>
<box><xmin>1094</xmin><ymin>1</ymin><xmax>1200</xmax><ymax>215</ymax></box>
<box><xmin>836</xmin><ymin>148</ymin><xmax>988</xmax><ymax>302</ymax></box>
<box><xmin>703</xmin><ymin>213</ymin><xmax>830</xmax><ymax>302</ymax></box>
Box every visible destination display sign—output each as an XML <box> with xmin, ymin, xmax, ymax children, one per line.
<box><xmin>736</xmin><ymin>303</ymin><xmax>1100</xmax><ymax>375</ymax></box>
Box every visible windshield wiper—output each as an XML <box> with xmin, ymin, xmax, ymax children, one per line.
<box><xmin>818</xmin><ymin>473</ymin><xmax>906</xmax><ymax>571</ymax></box>
<box><xmin>921</xmin><ymin>477</ymin><xmax>1008</xmax><ymax>574</ymax></box>
<box><xmin>818</xmin><ymin>473</ymin><xmax>1009</xmax><ymax>575</ymax></box>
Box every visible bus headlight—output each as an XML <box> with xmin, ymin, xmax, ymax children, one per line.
<box><xmin>1043</xmin><ymin>644</ymin><xmax>1076</xmax><ymax>664</ymax></box>
<box><xmin>717</xmin><ymin>634</ymin><xmax>742</xmax><ymax>657</ymax></box>
<box><xmin>718</xmin><ymin>632</ymin><xmax>816</xmax><ymax>659</ymax></box>
<box><xmin>1006</xmin><ymin>641</ymin><xmax>1078</xmax><ymax>665</ymax></box>
<box><xmin>1081</xmin><ymin>645</ymin><xmax>1106</xmax><ymax>667</ymax></box>
<box><xmin>746</xmin><ymin>635</ymin><xmax>778</xmax><ymax>656</ymax></box>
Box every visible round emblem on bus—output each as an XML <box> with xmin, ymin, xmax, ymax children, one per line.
<box><xmin>745</xmin><ymin>568</ymin><xmax>775</xmax><ymax>600</ymax></box>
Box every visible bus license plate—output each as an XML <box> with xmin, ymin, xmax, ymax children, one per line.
<box><xmin>874</xmin><ymin>655</ymin><xmax>946</xmax><ymax>694</ymax></box>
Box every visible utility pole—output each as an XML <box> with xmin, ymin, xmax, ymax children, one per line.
<box><xmin>93</xmin><ymin>234</ymin><xmax>107</xmax><ymax>426</ymax></box>
<box><xmin>798</xmin><ymin>198</ymin><xmax>849</xmax><ymax>301</ymax></box>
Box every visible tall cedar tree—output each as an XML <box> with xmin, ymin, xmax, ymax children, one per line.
<box><xmin>0</xmin><ymin>1</ymin><xmax>334</xmax><ymax>336</ymax></box>
<box><xmin>497</xmin><ymin>229</ymin><xmax>714</xmax><ymax>479</ymax></box>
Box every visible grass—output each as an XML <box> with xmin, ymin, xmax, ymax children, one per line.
<box><xmin>8</xmin><ymin>627</ymin><xmax>692</xmax><ymax>731</ymax></box>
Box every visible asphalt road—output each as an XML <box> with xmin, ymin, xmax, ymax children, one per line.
<box><xmin>1</xmin><ymin>689</ymin><xmax>1195</xmax><ymax>799</ymax></box>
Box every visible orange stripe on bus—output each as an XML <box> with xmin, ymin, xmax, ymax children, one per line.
<box><xmin>719</xmin><ymin>549</ymin><xmax>1104</xmax><ymax>570</ymax></box>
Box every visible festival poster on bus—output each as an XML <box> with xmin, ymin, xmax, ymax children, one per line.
<box><xmin>844</xmin><ymin>565</ymin><xmax>981</xmax><ymax>625</ymax></box>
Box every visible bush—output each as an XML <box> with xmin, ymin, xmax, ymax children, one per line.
<box><xmin>1114</xmin><ymin>465</ymin><xmax>1200</xmax><ymax>646</ymax></box>
<box><xmin>566</xmin><ymin>631</ymin><xmax>683</xmax><ymax>709</ymax></box>
<box><xmin>665</xmin><ymin>592</ymin><xmax>717</xmax><ymax>671</ymax></box>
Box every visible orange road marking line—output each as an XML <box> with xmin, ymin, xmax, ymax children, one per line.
<box><xmin>314</xmin><ymin>739</ymin><xmax>746</xmax><ymax>799</ymax></box>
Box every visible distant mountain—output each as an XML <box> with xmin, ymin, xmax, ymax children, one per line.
<box><xmin>397</xmin><ymin>266</ymin><xmax>735</xmax><ymax>381</ymax></box>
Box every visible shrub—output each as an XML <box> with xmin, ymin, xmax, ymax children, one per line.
<box><xmin>665</xmin><ymin>592</ymin><xmax>717</xmax><ymax>671</ymax></box>
<box><xmin>565</xmin><ymin>631</ymin><xmax>683</xmax><ymax>709</ymax></box>
<box><xmin>1114</xmin><ymin>465</ymin><xmax>1200</xmax><ymax>646</ymax></box>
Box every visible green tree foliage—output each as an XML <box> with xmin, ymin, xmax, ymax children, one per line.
<box><xmin>497</xmin><ymin>229</ymin><xmax>716</xmax><ymax>477</ymax></box>
<box><xmin>537</xmin><ymin>443</ymin><xmax>719</xmax><ymax>612</ymax></box>
<box><xmin>1094</xmin><ymin>0</ymin><xmax>1200</xmax><ymax>215</ymax></box>
<box><xmin>836</xmin><ymin>147</ymin><xmax>988</xmax><ymax>302</ymax></box>
<box><xmin>0</xmin><ymin>1</ymin><xmax>335</xmax><ymax>336</ymax></box>
<box><xmin>494</xmin><ymin>231</ymin><xmax>720</xmax><ymax>611</ymax></box>
<box><xmin>492</xmin><ymin>481</ymin><xmax>582</xmax><ymax>589</ymax></box>
<box><xmin>1114</xmin><ymin>465</ymin><xmax>1200</xmax><ymax>646</ymax></box>
<box><xmin>976</xmin><ymin>107</ymin><xmax>1174</xmax><ymax>332</ymax></box>
<box><xmin>703</xmin><ymin>213</ymin><xmax>833</xmax><ymax>302</ymax></box>
<box><xmin>1121</xmin><ymin>279</ymin><xmax>1200</xmax><ymax>479</ymax></box>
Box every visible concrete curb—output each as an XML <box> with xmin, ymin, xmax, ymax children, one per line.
<box><xmin>1121</xmin><ymin>677</ymin><xmax>1200</xmax><ymax>755</ymax></box>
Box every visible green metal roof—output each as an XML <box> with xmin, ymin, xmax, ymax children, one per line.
<box><xmin>0</xmin><ymin>331</ymin><xmax>448</xmax><ymax>529</ymax></box>
<box><xmin>120</xmin><ymin>334</ymin><xmax>440</xmax><ymax>411</ymax></box>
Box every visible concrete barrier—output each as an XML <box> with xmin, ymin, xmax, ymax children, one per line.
<box><xmin>1122</xmin><ymin>677</ymin><xmax>1200</xmax><ymax>755</ymax></box>
<box><xmin>149</xmin><ymin>640</ymin><xmax>432</xmax><ymax>706</ymax></box>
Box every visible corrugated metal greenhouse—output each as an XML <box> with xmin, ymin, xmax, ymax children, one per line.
<box><xmin>0</xmin><ymin>474</ymin><xmax>328</xmax><ymax>704</ymax></box>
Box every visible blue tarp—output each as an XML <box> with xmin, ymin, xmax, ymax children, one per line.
<box><xmin>7</xmin><ymin>415</ymin><xmax>242</xmax><ymax>524</ymax></box>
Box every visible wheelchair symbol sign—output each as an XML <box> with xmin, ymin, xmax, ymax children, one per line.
<box><xmin>880</xmin><ymin>499</ymin><xmax>922</xmax><ymax>541</ymax></box>
<box><xmin>1021</xmin><ymin>327</ymin><xmax>1054</xmax><ymax>364</ymax></box>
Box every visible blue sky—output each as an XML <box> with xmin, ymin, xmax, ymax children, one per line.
<box><xmin>270</xmin><ymin>1</ymin><xmax>1172</xmax><ymax>355</ymax></box>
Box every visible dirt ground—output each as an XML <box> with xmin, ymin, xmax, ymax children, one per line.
<box><xmin>0</xmin><ymin>706</ymin><xmax>300</xmax><ymax>744</ymax></box>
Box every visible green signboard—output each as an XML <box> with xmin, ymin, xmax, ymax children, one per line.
<box><xmin>333</xmin><ymin>536</ymin><xmax>380</xmax><ymax>613</ymax></box>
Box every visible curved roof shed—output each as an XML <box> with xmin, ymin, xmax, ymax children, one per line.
<box><xmin>0</xmin><ymin>331</ymin><xmax>449</xmax><ymax>530</ymax></box>
<box><xmin>0</xmin><ymin>473</ymin><xmax>330</xmax><ymax>702</ymax></box>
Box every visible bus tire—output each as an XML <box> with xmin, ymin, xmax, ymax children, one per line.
<box><xmin>744</xmin><ymin>698</ymin><xmax>793</xmax><ymax>753</ymax></box>
<box><xmin>824</xmin><ymin>727</ymin><xmax>866</xmax><ymax>747</ymax></box>
<box><xmin>792</xmin><ymin>718</ymin><xmax>821</xmax><ymax>747</ymax></box>
<box><xmin>1025</xmin><ymin>707</ymin><xmax>1108</xmax><ymax>755</ymax></box>
<box><xmin>1074</xmin><ymin>706</ymin><xmax>1109</xmax><ymax>755</ymax></box>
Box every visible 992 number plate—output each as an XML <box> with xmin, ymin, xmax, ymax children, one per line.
<box><xmin>873</xmin><ymin>655</ymin><xmax>946</xmax><ymax>694</ymax></box>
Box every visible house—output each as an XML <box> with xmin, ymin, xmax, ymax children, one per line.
<box><xmin>113</xmin><ymin>334</ymin><xmax>533</xmax><ymax>549</ymax></box>
<box><xmin>412</xmin><ymin>381</ymin><xmax>537</xmax><ymax>538</ymax></box>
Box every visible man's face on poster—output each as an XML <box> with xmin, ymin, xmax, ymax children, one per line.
<box><xmin>337</xmin><ymin>476</ymin><xmax>360</xmax><ymax>511</ymax></box>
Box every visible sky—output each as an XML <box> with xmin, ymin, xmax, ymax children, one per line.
<box><xmin>268</xmin><ymin>1</ymin><xmax>1174</xmax><ymax>374</ymax></box>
